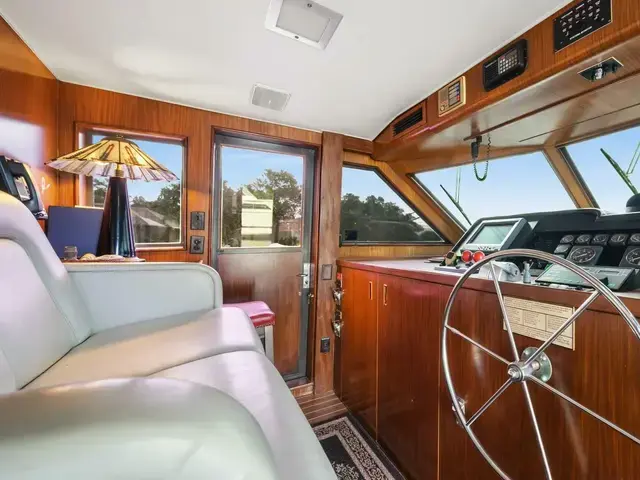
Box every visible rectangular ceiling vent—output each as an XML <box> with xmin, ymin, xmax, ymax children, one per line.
<box><xmin>265</xmin><ymin>0</ymin><xmax>343</xmax><ymax>50</ymax></box>
<box><xmin>250</xmin><ymin>84</ymin><xmax>291</xmax><ymax>112</ymax></box>
<box><xmin>393</xmin><ymin>108</ymin><xmax>423</xmax><ymax>137</ymax></box>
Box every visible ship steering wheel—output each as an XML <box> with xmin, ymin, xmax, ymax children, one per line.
<box><xmin>442</xmin><ymin>249</ymin><xmax>640</xmax><ymax>479</ymax></box>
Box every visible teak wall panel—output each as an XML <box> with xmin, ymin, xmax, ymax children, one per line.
<box><xmin>57</xmin><ymin>82</ymin><xmax>322</xmax><ymax>263</ymax></box>
<box><xmin>375</xmin><ymin>0</ymin><xmax>640</xmax><ymax>162</ymax></box>
<box><xmin>339</xmin><ymin>244</ymin><xmax>451</xmax><ymax>259</ymax></box>
<box><xmin>0</xmin><ymin>17</ymin><xmax>58</xmax><ymax>211</ymax></box>
<box><xmin>313</xmin><ymin>132</ymin><xmax>343</xmax><ymax>394</ymax></box>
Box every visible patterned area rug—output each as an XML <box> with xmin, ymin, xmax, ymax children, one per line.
<box><xmin>313</xmin><ymin>416</ymin><xmax>404</xmax><ymax>480</ymax></box>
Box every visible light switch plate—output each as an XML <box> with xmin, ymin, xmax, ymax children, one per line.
<box><xmin>190</xmin><ymin>211</ymin><xmax>205</xmax><ymax>231</ymax></box>
<box><xmin>190</xmin><ymin>235</ymin><xmax>205</xmax><ymax>254</ymax></box>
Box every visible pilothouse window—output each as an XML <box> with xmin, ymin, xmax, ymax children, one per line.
<box><xmin>564</xmin><ymin>125</ymin><xmax>640</xmax><ymax>213</ymax></box>
<box><xmin>340</xmin><ymin>166</ymin><xmax>443</xmax><ymax>244</ymax></box>
<box><xmin>414</xmin><ymin>151</ymin><xmax>575</xmax><ymax>228</ymax></box>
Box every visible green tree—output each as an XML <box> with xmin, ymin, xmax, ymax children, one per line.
<box><xmin>248</xmin><ymin>169</ymin><xmax>302</xmax><ymax>242</ymax></box>
<box><xmin>340</xmin><ymin>194</ymin><xmax>436</xmax><ymax>242</ymax></box>
<box><xmin>221</xmin><ymin>181</ymin><xmax>242</xmax><ymax>247</ymax></box>
<box><xmin>93</xmin><ymin>177</ymin><xmax>108</xmax><ymax>207</ymax></box>
<box><xmin>150</xmin><ymin>183</ymin><xmax>181</xmax><ymax>223</ymax></box>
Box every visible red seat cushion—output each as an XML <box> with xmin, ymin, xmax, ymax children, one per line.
<box><xmin>224</xmin><ymin>301</ymin><xmax>275</xmax><ymax>328</ymax></box>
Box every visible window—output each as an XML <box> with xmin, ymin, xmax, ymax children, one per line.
<box><xmin>219</xmin><ymin>145</ymin><xmax>306</xmax><ymax>249</ymax></box>
<box><xmin>564</xmin><ymin>125</ymin><xmax>640</xmax><ymax>213</ymax></box>
<box><xmin>340</xmin><ymin>166</ymin><xmax>443</xmax><ymax>243</ymax></box>
<box><xmin>90</xmin><ymin>132</ymin><xmax>184</xmax><ymax>246</ymax></box>
<box><xmin>415</xmin><ymin>151</ymin><xmax>575</xmax><ymax>228</ymax></box>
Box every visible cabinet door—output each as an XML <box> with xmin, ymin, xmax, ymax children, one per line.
<box><xmin>378</xmin><ymin>274</ymin><xmax>444</xmax><ymax>480</ymax></box>
<box><xmin>340</xmin><ymin>267</ymin><xmax>378</xmax><ymax>435</ymax></box>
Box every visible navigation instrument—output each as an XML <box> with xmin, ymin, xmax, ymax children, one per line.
<box><xmin>462</xmin><ymin>218</ymin><xmax>528</xmax><ymax>253</ymax></box>
<box><xmin>567</xmin><ymin>245</ymin><xmax>603</xmax><ymax>265</ymax></box>
<box><xmin>592</xmin><ymin>233</ymin><xmax>609</xmax><ymax>245</ymax></box>
<box><xmin>575</xmin><ymin>234</ymin><xmax>592</xmax><ymax>244</ymax></box>
<box><xmin>610</xmin><ymin>233</ymin><xmax>629</xmax><ymax>246</ymax></box>
<box><xmin>630</xmin><ymin>233</ymin><xmax>640</xmax><ymax>245</ymax></box>
<box><xmin>620</xmin><ymin>247</ymin><xmax>640</xmax><ymax>268</ymax></box>
<box><xmin>559</xmin><ymin>234</ymin><xmax>575</xmax><ymax>244</ymax></box>
<box><xmin>553</xmin><ymin>244</ymin><xmax>571</xmax><ymax>255</ymax></box>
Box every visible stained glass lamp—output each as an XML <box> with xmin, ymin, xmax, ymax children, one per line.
<box><xmin>49</xmin><ymin>136</ymin><xmax>178</xmax><ymax>257</ymax></box>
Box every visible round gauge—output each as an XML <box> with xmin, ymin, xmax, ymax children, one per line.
<box><xmin>630</xmin><ymin>233</ymin><xmax>640</xmax><ymax>245</ymax></box>
<box><xmin>568</xmin><ymin>247</ymin><xmax>598</xmax><ymax>265</ymax></box>
<box><xmin>559</xmin><ymin>235</ymin><xmax>575</xmax><ymax>244</ymax></box>
<box><xmin>592</xmin><ymin>234</ymin><xmax>609</xmax><ymax>245</ymax></box>
<box><xmin>575</xmin><ymin>234</ymin><xmax>592</xmax><ymax>244</ymax></box>
<box><xmin>624</xmin><ymin>247</ymin><xmax>640</xmax><ymax>267</ymax></box>
<box><xmin>610</xmin><ymin>233</ymin><xmax>629</xmax><ymax>246</ymax></box>
<box><xmin>553</xmin><ymin>244</ymin><xmax>571</xmax><ymax>254</ymax></box>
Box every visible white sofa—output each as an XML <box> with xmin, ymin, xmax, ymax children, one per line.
<box><xmin>0</xmin><ymin>192</ymin><xmax>335</xmax><ymax>479</ymax></box>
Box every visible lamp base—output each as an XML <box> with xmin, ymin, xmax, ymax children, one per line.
<box><xmin>97</xmin><ymin>176</ymin><xmax>136</xmax><ymax>257</ymax></box>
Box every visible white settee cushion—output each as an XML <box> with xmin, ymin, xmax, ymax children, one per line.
<box><xmin>28</xmin><ymin>307</ymin><xmax>263</xmax><ymax>389</ymax></box>
<box><xmin>153</xmin><ymin>351</ymin><xmax>336</xmax><ymax>480</ymax></box>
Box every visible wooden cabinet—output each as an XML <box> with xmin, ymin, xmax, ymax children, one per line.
<box><xmin>339</xmin><ymin>267</ymin><xmax>378</xmax><ymax>435</ymax></box>
<box><xmin>377</xmin><ymin>274</ymin><xmax>443</xmax><ymax>480</ymax></box>
<box><xmin>338</xmin><ymin>267</ymin><xmax>444</xmax><ymax>479</ymax></box>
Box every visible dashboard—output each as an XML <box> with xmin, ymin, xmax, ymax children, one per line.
<box><xmin>443</xmin><ymin>208</ymin><xmax>640</xmax><ymax>291</ymax></box>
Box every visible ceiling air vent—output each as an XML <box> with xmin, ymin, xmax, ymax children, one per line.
<box><xmin>393</xmin><ymin>108</ymin><xmax>423</xmax><ymax>137</ymax></box>
<box><xmin>250</xmin><ymin>84</ymin><xmax>291</xmax><ymax>112</ymax></box>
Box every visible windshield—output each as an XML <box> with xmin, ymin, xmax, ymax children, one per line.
<box><xmin>414</xmin><ymin>151</ymin><xmax>575</xmax><ymax>228</ymax></box>
<box><xmin>564</xmin><ymin>125</ymin><xmax>640</xmax><ymax>213</ymax></box>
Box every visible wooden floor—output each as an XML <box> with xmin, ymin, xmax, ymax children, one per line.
<box><xmin>296</xmin><ymin>391</ymin><xmax>347</xmax><ymax>425</ymax></box>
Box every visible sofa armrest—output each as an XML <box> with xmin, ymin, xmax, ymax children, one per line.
<box><xmin>66</xmin><ymin>262</ymin><xmax>223</xmax><ymax>332</ymax></box>
<box><xmin>0</xmin><ymin>378</ymin><xmax>278</xmax><ymax>480</ymax></box>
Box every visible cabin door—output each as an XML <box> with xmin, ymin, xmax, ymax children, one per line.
<box><xmin>212</xmin><ymin>134</ymin><xmax>316</xmax><ymax>380</ymax></box>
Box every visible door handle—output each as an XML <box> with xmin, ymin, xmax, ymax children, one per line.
<box><xmin>383</xmin><ymin>284</ymin><xmax>388</xmax><ymax>306</ymax></box>
<box><xmin>369</xmin><ymin>281</ymin><xmax>373</xmax><ymax>300</ymax></box>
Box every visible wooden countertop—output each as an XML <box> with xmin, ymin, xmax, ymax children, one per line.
<box><xmin>337</xmin><ymin>257</ymin><xmax>640</xmax><ymax>316</ymax></box>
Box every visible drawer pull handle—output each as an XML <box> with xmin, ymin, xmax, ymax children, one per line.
<box><xmin>369</xmin><ymin>281</ymin><xmax>373</xmax><ymax>300</ymax></box>
<box><xmin>383</xmin><ymin>284</ymin><xmax>388</xmax><ymax>306</ymax></box>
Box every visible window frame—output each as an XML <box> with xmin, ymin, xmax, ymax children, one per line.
<box><xmin>340</xmin><ymin>163</ymin><xmax>446</xmax><ymax>246</ymax></box>
<box><xmin>78</xmin><ymin>123</ymin><xmax>187</xmax><ymax>251</ymax></box>
<box><xmin>212</xmin><ymin>133</ymin><xmax>317</xmax><ymax>255</ymax></box>
<box><xmin>410</xmin><ymin>150</ymin><xmax>579</xmax><ymax>229</ymax></box>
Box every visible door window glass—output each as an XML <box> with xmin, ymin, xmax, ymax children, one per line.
<box><xmin>219</xmin><ymin>146</ymin><xmax>304</xmax><ymax>248</ymax></box>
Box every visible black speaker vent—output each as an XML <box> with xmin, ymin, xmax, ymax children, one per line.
<box><xmin>393</xmin><ymin>108</ymin><xmax>423</xmax><ymax>137</ymax></box>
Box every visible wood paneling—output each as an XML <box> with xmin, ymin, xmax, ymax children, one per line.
<box><xmin>313</xmin><ymin>132</ymin><xmax>343</xmax><ymax>394</ymax></box>
<box><xmin>0</xmin><ymin>20</ymin><xmax>58</xmax><ymax>211</ymax></box>
<box><xmin>0</xmin><ymin>17</ymin><xmax>54</xmax><ymax>79</ymax></box>
<box><xmin>343</xmin><ymin>135</ymin><xmax>374</xmax><ymax>155</ymax></box>
<box><xmin>341</xmin><ymin>260</ymin><xmax>640</xmax><ymax>479</ymax></box>
<box><xmin>340</xmin><ymin>267</ymin><xmax>377</xmax><ymax>435</ymax></box>
<box><xmin>344</xmin><ymin>151</ymin><xmax>464</xmax><ymax>243</ymax></box>
<box><xmin>375</xmin><ymin>0</ymin><xmax>640</xmax><ymax>163</ymax></box>
<box><xmin>544</xmin><ymin>146</ymin><xmax>595</xmax><ymax>208</ymax></box>
<box><xmin>339</xmin><ymin>244</ymin><xmax>450</xmax><ymax>259</ymax></box>
<box><xmin>56</xmin><ymin>82</ymin><xmax>322</xmax><ymax>263</ymax></box>
<box><xmin>297</xmin><ymin>391</ymin><xmax>348</xmax><ymax>426</ymax></box>
<box><xmin>217</xmin><ymin>251</ymin><xmax>302</xmax><ymax>375</ymax></box>
<box><xmin>377</xmin><ymin>273</ymin><xmax>442</xmax><ymax>480</ymax></box>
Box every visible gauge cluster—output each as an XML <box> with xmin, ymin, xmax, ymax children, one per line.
<box><xmin>554</xmin><ymin>231</ymin><xmax>640</xmax><ymax>268</ymax></box>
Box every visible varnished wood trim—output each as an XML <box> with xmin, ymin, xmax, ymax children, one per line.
<box><xmin>339</xmin><ymin>244</ymin><xmax>451</xmax><ymax>259</ymax></box>
<box><xmin>543</xmin><ymin>147</ymin><xmax>595</xmax><ymax>208</ymax></box>
<box><xmin>344</xmin><ymin>151</ymin><xmax>464</xmax><ymax>243</ymax></box>
<box><xmin>0</xmin><ymin>17</ymin><xmax>55</xmax><ymax>79</ymax></box>
<box><xmin>297</xmin><ymin>391</ymin><xmax>347</xmax><ymax>425</ymax></box>
<box><xmin>343</xmin><ymin>135</ymin><xmax>374</xmax><ymax>155</ymax></box>
<box><xmin>290</xmin><ymin>381</ymin><xmax>314</xmax><ymax>399</ymax></box>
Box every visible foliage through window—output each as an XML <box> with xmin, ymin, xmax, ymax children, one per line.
<box><xmin>340</xmin><ymin>166</ymin><xmax>442</xmax><ymax>243</ymax></box>
<box><xmin>415</xmin><ymin>152</ymin><xmax>575</xmax><ymax>228</ymax></box>
<box><xmin>220</xmin><ymin>146</ymin><xmax>304</xmax><ymax>248</ymax></box>
<box><xmin>564</xmin><ymin>125</ymin><xmax>640</xmax><ymax>213</ymax></box>
<box><xmin>91</xmin><ymin>133</ymin><xmax>184</xmax><ymax>245</ymax></box>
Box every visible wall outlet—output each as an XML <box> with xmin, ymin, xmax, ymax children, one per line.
<box><xmin>190</xmin><ymin>211</ymin><xmax>205</xmax><ymax>230</ymax></box>
<box><xmin>320</xmin><ymin>337</ymin><xmax>331</xmax><ymax>353</ymax></box>
<box><xmin>190</xmin><ymin>235</ymin><xmax>205</xmax><ymax>254</ymax></box>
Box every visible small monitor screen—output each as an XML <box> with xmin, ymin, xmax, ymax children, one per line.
<box><xmin>469</xmin><ymin>223</ymin><xmax>514</xmax><ymax>246</ymax></box>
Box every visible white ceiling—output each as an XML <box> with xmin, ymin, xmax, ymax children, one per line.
<box><xmin>0</xmin><ymin>0</ymin><xmax>573</xmax><ymax>140</ymax></box>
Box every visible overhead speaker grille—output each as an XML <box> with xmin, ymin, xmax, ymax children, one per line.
<box><xmin>250</xmin><ymin>84</ymin><xmax>291</xmax><ymax>112</ymax></box>
<box><xmin>393</xmin><ymin>108</ymin><xmax>423</xmax><ymax>137</ymax></box>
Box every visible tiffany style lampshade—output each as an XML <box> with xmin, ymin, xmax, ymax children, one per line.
<box><xmin>48</xmin><ymin>136</ymin><xmax>178</xmax><ymax>257</ymax></box>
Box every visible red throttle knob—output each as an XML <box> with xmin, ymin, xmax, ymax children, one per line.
<box><xmin>461</xmin><ymin>250</ymin><xmax>473</xmax><ymax>263</ymax></box>
<box><xmin>473</xmin><ymin>250</ymin><xmax>486</xmax><ymax>263</ymax></box>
